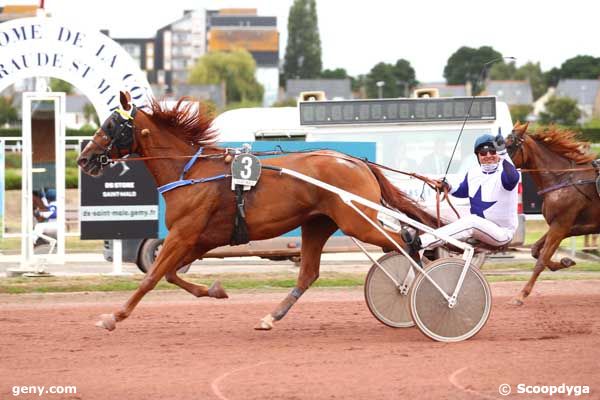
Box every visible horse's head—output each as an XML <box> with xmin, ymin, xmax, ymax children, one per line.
<box><xmin>506</xmin><ymin>121</ymin><xmax>531</xmax><ymax>167</ymax></box>
<box><xmin>77</xmin><ymin>91</ymin><xmax>145</xmax><ymax>177</ymax></box>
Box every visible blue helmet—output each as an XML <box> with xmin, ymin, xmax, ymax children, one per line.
<box><xmin>473</xmin><ymin>134</ymin><xmax>495</xmax><ymax>153</ymax></box>
<box><xmin>45</xmin><ymin>188</ymin><xmax>56</xmax><ymax>202</ymax></box>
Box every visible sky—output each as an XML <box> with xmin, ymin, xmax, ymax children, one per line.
<box><xmin>5</xmin><ymin>0</ymin><xmax>599</xmax><ymax>82</ymax></box>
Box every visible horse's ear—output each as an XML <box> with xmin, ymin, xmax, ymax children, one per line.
<box><xmin>512</xmin><ymin>120</ymin><xmax>528</xmax><ymax>135</ymax></box>
<box><xmin>120</xmin><ymin>91</ymin><xmax>132</xmax><ymax>111</ymax></box>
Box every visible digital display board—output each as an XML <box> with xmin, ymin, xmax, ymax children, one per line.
<box><xmin>299</xmin><ymin>97</ymin><xmax>496</xmax><ymax>125</ymax></box>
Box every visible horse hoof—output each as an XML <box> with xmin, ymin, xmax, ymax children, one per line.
<box><xmin>560</xmin><ymin>258</ymin><xmax>576</xmax><ymax>268</ymax></box>
<box><xmin>254</xmin><ymin>314</ymin><xmax>274</xmax><ymax>331</ymax></box>
<box><xmin>509</xmin><ymin>298</ymin><xmax>524</xmax><ymax>306</ymax></box>
<box><xmin>95</xmin><ymin>314</ymin><xmax>116</xmax><ymax>331</ymax></box>
<box><xmin>208</xmin><ymin>281</ymin><xmax>228</xmax><ymax>299</ymax></box>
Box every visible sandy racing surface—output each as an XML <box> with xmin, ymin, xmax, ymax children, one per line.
<box><xmin>1</xmin><ymin>280</ymin><xmax>599</xmax><ymax>399</ymax></box>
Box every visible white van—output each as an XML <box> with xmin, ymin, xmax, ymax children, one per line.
<box><xmin>212</xmin><ymin>92</ymin><xmax>525</xmax><ymax>245</ymax></box>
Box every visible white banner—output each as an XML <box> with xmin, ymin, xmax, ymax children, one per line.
<box><xmin>80</xmin><ymin>205</ymin><xmax>158</xmax><ymax>221</ymax></box>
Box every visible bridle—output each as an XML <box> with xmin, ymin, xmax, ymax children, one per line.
<box><xmin>90</xmin><ymin>106</ymin><xmax>137</xmax><ymax>166</ymax></box>
<box><xmin>506</xmin><ymin>129</ymin><xmax>525</xmax><ymax>161</ymax></box>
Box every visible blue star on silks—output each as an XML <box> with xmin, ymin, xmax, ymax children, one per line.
<box><xmin>470</xmin><ymin>186</ymin><xmax>497</xmax><ymax>218</ymax></box>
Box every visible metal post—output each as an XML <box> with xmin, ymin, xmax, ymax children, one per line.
<box><xmin>111</xmin><ymin>239</ymin><xmax>125</xmax><ymax>275</ymax></box>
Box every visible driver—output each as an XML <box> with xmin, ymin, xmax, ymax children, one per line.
<box><xmin>407</xmin><ymin>132</ymin><xmax>520</xmax><ymax>251</ymax></box>
<box><xmin>33</xmin><ymin>189</ymin><xmax>58</xmax><ymax>246</ymax></box>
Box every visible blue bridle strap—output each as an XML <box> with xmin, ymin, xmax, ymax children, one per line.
<box><xmin>158</xmin><ymin>174</ymin><xmax>229</xmax><ymax>194</ymax></box>
<box><xmin>180</xmin><ymin>147</ymin><xmax>204</xmax><ymax>180</ymax></box>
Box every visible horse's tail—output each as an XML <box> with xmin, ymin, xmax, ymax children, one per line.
<box><xmin>366</xmin><ymin>163</ymin><xmax>438</xmax><ymax>228</ymax></box>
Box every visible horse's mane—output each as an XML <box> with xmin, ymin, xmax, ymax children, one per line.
<box><xmin>530</xmin><ymin>127</ymin><xmax>596</xmax><ymax>164</ymax></box>
<box><xmin>149</xmin><ymin>97</ymin><xmax>219</xmax><ymax>145</ymax></box>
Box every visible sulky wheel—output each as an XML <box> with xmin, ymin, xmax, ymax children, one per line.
<box><xmin>409</xmin><ymin>257</ymin><xmax>491</xmax><ymax>342</ymax></box>
<box><xmin>364</xmin><ymin>251</ymin><xmax>417</xmax><ymax>328</ymax></box>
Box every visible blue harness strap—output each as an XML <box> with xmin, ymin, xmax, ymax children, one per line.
<box><xmin>158</xmin><ymin>174</ymin><xmax>229</xmax><ymax>194</ymax></box>
<box><xmin>180</xmin><ymin>147</ymin><xmax>204</xmax><ymax>180</ymax></box>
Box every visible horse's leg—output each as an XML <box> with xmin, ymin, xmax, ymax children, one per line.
<box><xmin>531</xmin><ymin>233</ymin><xmax>547</xmax><ymax>259</ymax></box>
<box><xmin>164</xmin><ymin>250</ymin><xmax>228</xmax><ymax>299</ymax></box>
<box><xmin>96</xmin><ymin>233</ymin><xmax>222</xmax><ymax>331</ymax></box>
<box><xmin>512</xmin><ymin>223</ymin><xmax>573</xmax><ymax>305</ymax></box>
<box><xmin>255</xmin><ymin>215</ymin><xmax>338</xmax><ymax>330</ymax></box>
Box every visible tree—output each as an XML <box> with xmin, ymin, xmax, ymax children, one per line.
<box><xmin>489</xmin><ymin>61</ymin><xmax>517</xmax><ymax>80</ymax></box>
<box><xmin>514</xmin><ymin>62</ymin><xmax>546</xmax><ymax>100</ymax></box>
<box><xmin>559</xmin><ymin>55</ymin><xmax>600</xmax><ymax>79</ymax></box>
<box><xmin>538</xmin><ymin>96</ymin><xmax>581</xmax><ymax>126</ymax></box>
<box><xmin>283</xmin><ymin>0</ymin><xmax>322</xmax><ymax>82</ymax></box>
<box><xmin>365</xmin><ymin>59</ymin><xmax>417</xmax><ymax>99</ymax></box>
<box><xmin>188</xmin><ymin>49</ymin><xmax>264</xmax><ymax>104</ymax></box>
<box><xmin>509</xmin><ymin>105</ymin><xmax>533</xmax><ymax>123</ymax></box>
<box><xmin>49</xmin><ymin>78</ymin><xmax>73</xmax><ymax>94</ymax></box>
<box><xmin>544</xmin><ymin>67</ymin><xmax>561</xmax><ymax>88</ymax></box>
<box><xmin>83</xmin><ymin>103</ymin><xmax>100</xmax><ymax>126</ymax></box>
<box><xmin>443</xmin><ymin>46</ymin><xmax>502</xmax><ymax>94</ymax></box>
<box><xmin>320</xmin><ymin>68</ymin><xmax>348</xmax><ymax>79</ymax></box>
<box><xmin>0</xmin><ymin>96</ymin><xmax>18</xmax><ymax>126</ymax></box>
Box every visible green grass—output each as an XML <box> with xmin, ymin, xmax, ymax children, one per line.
<box><xmin>1</xmin><ymin>268</ymin><xmax>599</xmax><ymax>295</ymax></box>
<box><xmin>0</xmin><ymin>237</ymin><xmax>103</xmax><ymax>253</ymax></box>
<box><xmin>480</xmin><ymin>261</ymin><xmax>600</xmax><ymax>272</ymax></box>
<box><xmin>0</xmin><ymin>272</ymin><xmax>364</xmax><ymax>294</ymax></box>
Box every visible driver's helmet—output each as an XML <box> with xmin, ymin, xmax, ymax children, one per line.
<box><xmin>473</xmin><ymin>134</ymin><xmax>495</xmax><ymax>154</ymax></box>
<box><xmin>45</xmin><ymin>188</ymin><xmax>56</xmax><ymax>202</ymax></box>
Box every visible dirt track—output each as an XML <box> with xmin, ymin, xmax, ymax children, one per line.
<box><xmin>1</xmin><ymin>280</ymin><xmax>599</xmax><ymax>399</ymax></box>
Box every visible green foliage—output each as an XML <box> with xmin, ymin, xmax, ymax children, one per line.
<box><xmin>444</xmin><ymin>46</ymin><xmax>502</xmax><ymax>94</ymax></box>
<box><xmin>489</xmin><ymin>61</ymin><xmax>517</xmax><ymax>80</ymax></box>
<box><xmin>580</xmin><ymin>128</ymin><xmax>600</xmax><ymax>143</ymax></box>
<box><xmin>4</xmin><ymin>152</ymin><xmax>21</xmax><ymax>168</ymax></box>
<box><xmin>272</xmin><ymin>98</ymin><xmax>298</xmax><ymax>107</ymax></box>
<box><xmin>490</xmin><ymin>61</ymin><xmax>547</xmax><ymax>99</ymax></box>
<box><xmin>3</xmin><ymin>168</ymin><xmax>79</xmax><ymax>189</ymax></box>
<box><xmin>509</xmin><ymin>105</ymin><xmax>533</xmax><ymax>123</ymax></box>
<box><xmin>65</xmin><ymin>150</ymin><xmax>78</xmax><ymax>168</ymax></box>
<box><xmin>83</xmin><ymin>103</ymin><xmax>99</xmax><ymax>126</ymax></box>
<box><xmin>559</xmin><ymin>55</ymin><xmax>600</xmax><ymax>79</ymax></box>
<box><xmin>320</xmin><ymin>68</ymin><xmax>348</xmax><ymax>79</ymax></box>
<box><xmin>351</xmin><ymin>74</ymin><xmax>367</xmax><ymax>96</ymax></box>
<box><xmin>366</xmin><ymin>59</ymin><xmax>417</xmax><ymax>98</ymax></box>
<box><xmin>4</xmin><ymin>169</ymin><xmax>21</xmax><ymax>190</ymax></box>
<box><xmin>583</xmin><ymin>118</ymin><xmax>600</xmax><ymax>129</ymax></box>
<box><xmin>49</xmin><ymin>78</ymin><xmax>74</xmax><ymax>94</ymax></box>
<box><xmin>283</xmin><ymin>0</ymin><xmax>322</xmax><ymax>82</ymax></box>
<box><xmin>0</xmin><ymin>96</ymin><xmax>18</xmax><ymax>126</ymax></box>
<box><xmin>543</xmin><ymin>67</ymin><xmax>561</xmax><ymax>88</ymax></box>
<box><xmin>65</xmin><ymin>167</ymin><xmax>78</xmax><ymax>188</ymax></box>
<box><xmin>188</xmin><ymin>49</ymin><xmax>264</xmax><ymax>103</ymax></box>
<box><xmin>515</xmin><ymin>62</ymin><xmax>546</xmax><ymax>100</ymax></box>
<box><xmin>221</xmin><ymin>100</ymin><xmax>263</xmax><ymax>112</ymax></box>
<box><xmin>1</xmin><ymin>127</ymin><xmax>96</xmax><ymax>138</ymax></box>
<box><xmin>201</xmin><ymin>100</ymin><xmax>217</xmax><ymax>117</ymax></box>
<box><xmin>539</xmin><ymin>96</ymin><xmax>581</xmax><ymax>126</ymax></box>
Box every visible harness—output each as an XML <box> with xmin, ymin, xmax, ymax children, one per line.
<box><xmin>91</xmin><ymin>106</ymin><xmax>138</xmax><ymax>166</ymax></box>
<box><xmin>507</xmin><ymin>130</ymin><xmax>599</xmax><ymax>199</ymax></box>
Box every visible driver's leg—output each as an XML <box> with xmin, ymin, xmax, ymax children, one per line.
<box><xmin>419</xmin><ymin>214</ymin><xmax>512</xmax><ymax>250</ymax></box>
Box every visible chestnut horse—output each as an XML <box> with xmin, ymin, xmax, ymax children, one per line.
<box><xmin>507</xmin><ymin>122</ymin><xmax>599</xmax><ymax>305</ymax></box>
<box><xmin>78</xmin><ymin>92</ymin><xmax>438</xmax><ymax>331</ymax></box>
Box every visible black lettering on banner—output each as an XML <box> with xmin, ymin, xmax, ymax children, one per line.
<box><xmin>37</xmin><ymin>52</ymin><xmax>49</xmax><ymax>66</ymax></box>
<box><xmin>97</xmin><ymin>78</ymin><xmax>111</xmax><ymax>94</ymax></box>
